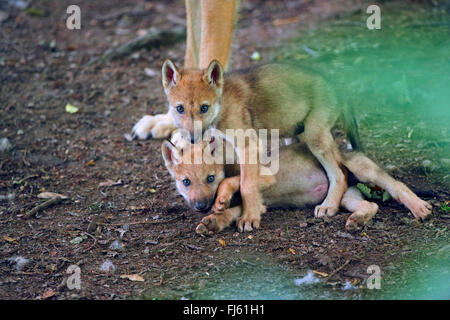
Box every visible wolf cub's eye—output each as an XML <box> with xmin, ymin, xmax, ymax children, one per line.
<box><xmin>206</xmin><ymin>175</ymin><xmax>215</xmax><ymax>183</ymax></box>
<box><xmin>182</xmin><ymin>178</ymin><xmax>191</xmax><ymax>186</ymax></box>
<box><xmin>176</xmin><ymin>105</ymin><xmax>184</xmax><ymax>114</ymax></box>
<box><xmin>200</xmin><ymin>104</ymin><xmax>209</xmax><ymax>114</ymax></box>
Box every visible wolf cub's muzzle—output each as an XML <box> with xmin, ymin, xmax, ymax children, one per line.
<box><xmin>193</xmin><ymin>198</ymin><xmax>213</xmax><ymax>213</ymax></box>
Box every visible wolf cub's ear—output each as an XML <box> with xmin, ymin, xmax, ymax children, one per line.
<box><xmin>204</xmin><ymin>136</ymin><xmax>217</xmax><ymax>156</ymax></box>
<box><xmin>203</xmin><ymin>60</ymin><xmax>224</xmax><ymax>89</ymax></box>
<box><xmin>161</xmin><ymin>140</ymin><xmax>179</xmax><ymax>169</ymax></box>
<box><xmin>162</xmin><ymin>59</ymin><xmax>181</xmax><ymax>91</ymax></box>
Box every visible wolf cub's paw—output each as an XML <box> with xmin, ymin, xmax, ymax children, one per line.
<box><xmin>237</xmin><ymin>213</ymin><xmax>261</xmax><ymax>232</ymax></box>
<box><xmin>131</xmin><ymin>114</ymin><xmax>174</xmax><ymax>140</ymax></box>
<box><xmin>410</xmin><ymin>199</ymin><xmax>432</xmax><ymax>220</ymax></box>
<box><xmin>213</xmin><ymin>194</ymin><xmax>232</xmax><ymax>212</ymax></box>
<box><xmin>345</xmin><ymin>202</ymin><xmax>379</xmax><ymax>231</ymax></box>
<box><xmin>195</xmin><ymin>214</ymin><xmax>228</xmax><ymax>234</ymax></box>
<box><xmin>131</xmin><ymin>115</ymin><xmax>156</xmax><ymax>140</ymax></box>
<box><xmin>314</xmin><ymin>204</ymin><xmax>338</xmax><ymax>218</ymax></box>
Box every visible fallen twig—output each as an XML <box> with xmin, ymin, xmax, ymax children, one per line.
<box><xmin>97</xmin><ymin>214</ymin><xmax>184</xmax><ymax>227</ymax></box>
<box><xmin>184</xmin><ymin>244</ymin><xmax>204</xmax><ymax>251</ymax></box>
<box><xmin>24</xmin><ymin>197</ymin><xmax>63</xmax><ymax>219</ymax></box>
<box><xmin>326</xmin><ymin>259</ymin><xmax>351</xmax><ymax>281</ymax></box>
<box><xmin>89</xmin><ymin>26</ymin><xmax>185</xmax><ymax>64</ymax></box>
<box><xmin>83</xmin><ymin>232</ymin><xmax>98</xmax><ymax>252</ymax></box>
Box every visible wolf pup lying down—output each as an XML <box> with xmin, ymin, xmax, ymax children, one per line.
<box><xmin>136</xmin><ymin>60</ymin><xmax>362</xmax><ymax>232</ymax></box>
<box><xmin>161</xmin><ymin>131</ymin><xmax>432</xmax><ymax>234</ymax></box>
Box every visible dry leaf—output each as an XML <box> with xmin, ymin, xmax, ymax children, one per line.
<box><xmin>41</xmin><ymin>289</ymin><xmax>56</xmax><ymax>300</ymax></box>
<box><xmin>120</xmin><ymin>274</ymin><xmax>145</xmax><ymax>282</ymax></box>
<box><xmin>98</xmin><ymin>179</ymin><xmax>122</xmax><ymax>188</ymax></box>
<box><xmin>272</xmin><ymin>16</ymin><xmax>299</xmax><ymax>26</ymax></box>
<box><xmin>312</xmin><ymin>270</ymin><xmax>329</xmax><ymax>277</ymax></box>
<box><xmin>288</xmin><ymin>248</ymin><xmax>296</xmax><ymax>255</ymax></box>
<box><xmin>2</xmin><ymin>236</ymin><xmax>18</xmax><ymax>244</ymax></box>
<box><xmin>86</xmin><ymin>159</ymin><xmax>95</xmax><ymax>166</ymax></box>
<box><xmin>147</xmin><ymin>188</ymin><xmax>157</xmax><ymax>193</ymax></box>
<box><xmin>65</xmin><ymin>103</ymin><xmax>79</xmax><ymax>114</ymax></box>
<box><xmin>247</xmin><ymin>235</ymin><xmax>253</xmax><ymax>240</ymax></box>
<box><xmin>218</xmin><ymin>239</ymin><xmax>226</xmax><ymax>247</ymax></box>
<box><xmin>37</xmin><ymin>192</ymin><xmax>68</xmax><ymax>199</ymax></box>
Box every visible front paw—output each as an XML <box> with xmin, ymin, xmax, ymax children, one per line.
<box><xmin>132</xmin><ymin>115</ymin><xmax>156</xmax><ymax>140</ymax></box>
<box><xmin>213</xmin><ymin>195</ymin><xmax>232</xmax><ymax>212</ymax></box>
<box><xmin>131</xmin><ymin>114</ymin><xmax>174</xmax><ymax>140</ymax></box>
<box><xmin>237</xmin><ymin>213</ymin><xmax>261</xmax><ymax>232</ymax></box>
<box><xmin>195</xmin><ymin>214</ymin><xmax>228</xmax><ymax>234</ymax></box>
<box><xmin>314</xmin><ymin>204</ymin><xmax>339</xmax><ymax>218</ymax></box>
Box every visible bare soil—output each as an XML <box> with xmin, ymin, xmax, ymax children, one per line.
<box><xmin>0</xmin><ymin>0</ymin><xmax>448</xmax><ymax>299</ymax></box>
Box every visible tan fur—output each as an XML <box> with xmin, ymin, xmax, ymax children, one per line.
<box><xmin>132</xmin><ymin>0</ymin><xmax>238</xmax><ymax>139</ymax></box>
<box><xmin>185</xmin><ymin>0</ymin><xmax>237</xmax><ymax>69</ymax></box>
<box><xmin>161</xmin><ymin>61</ymin><xmax>349</xmax><ymax>231</ymax></box>
<box><xmin>192</xmin><ymin>145</ymin><xmax>432</xmax><ymax>234</ymax></box>
<box><xmin>161</xmin><ymin>135</ymin><xmax>431</xmax><ymax>233</ymax></box>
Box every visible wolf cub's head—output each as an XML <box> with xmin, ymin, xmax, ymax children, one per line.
<box><xmin>161</xmin><ymin>132</ymin><xmax>225</xmax><ymax>213</ymax></box>
<box><xmin>161</xmin><ymin>59</ymin><xmax>224</xmax><ymax>141</ymax></box>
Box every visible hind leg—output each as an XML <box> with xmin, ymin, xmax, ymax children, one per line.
<box><xmin>304</xmin><ymin>116</ymin><xmax>347</xmax><ymax>218</ymax></box>
<box><xmin>341</xmin><ymin>186</ymin><xmax>379</xmax><ymax>231</ymax></box>
<box><xmin>343</xmin><ymin>152</ymin><xmax>432</xmax><ymax>220</ymax></box>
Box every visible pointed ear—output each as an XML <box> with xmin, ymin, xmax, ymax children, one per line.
<box><xmin>162</xmin><ymin>59</ymin><xmax>180</xmax><ymax>91</ymax></box>
<box><xmin>208</xmin><ymin>136</ymin><xmax>217</xmax><ymax>156</ymax></box>
<box><xmin>161</xmin><ymin>140</ymin><xmax>178</xmax><ymax>169</ymax></box>
<box><xmin>204</xmin><ymin>134</ymin><xmax>223</xmax><ymax>158</ymax></box>
<box><xmin>203</xmin><ymin>60</ymin><xmax>224</xmax><ymax>89</ymax></box>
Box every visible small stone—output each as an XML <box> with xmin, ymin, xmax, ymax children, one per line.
<box><xmin>109</xmin><ymin>239</ymin><xmax>124</xmax><ymax>251</ymax></box>
<box><xmin>422</xmin><ymin>160</ymin><xmax>432</xmax><ymax>168</ymax></box>
<box><xmin>70</xmin><ymin>236</ymin><xmax>84</xmax><ymax>245</ymax></box>
<box><xmin>0</xmin><ymin>10</ymin><xmax>9</xmax><ymax>24</ymax></box>
<box><xmin>250</xmin><ymin>51</ymin><xmax>261</xmax><ymax>61</ymax></box>
<box><xmin>0</xmin><ymin>138</ymin><xmax>13</xmax><ymax>152</ymax></box>
<box><xmin>144</xmin><ymin>68</ymin><xmax>158</xmax><ymax>77</ymax></box>
<box><xmin>8</xmin><ymin>0</ymin><xmax>29</xmax><ymax>10</ymax></box>
<box><xmin>8</xmin><ymin>256</ymin><xmax>30</xmax><ymax>271</ymax></box>
<box><xmin>100</xmin><ymin>260</ymin><xmax>116</xmax><ymax>273</ymax></box>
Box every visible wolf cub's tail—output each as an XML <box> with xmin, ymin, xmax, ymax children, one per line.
<box><xmin>342</xmin><ymin>101</ymin><xmax>362</xmax><ymax>151</ymax></box>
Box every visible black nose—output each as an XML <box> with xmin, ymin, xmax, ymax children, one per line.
<box><xmin>190</xmin><ymin>137</ymin><xmax>195</xmax><ymax>144</ymax></box>
<box><xmin>194</xmin><ymin>200</ymin><xmax>208</xmax><ymax>211</ymax></box>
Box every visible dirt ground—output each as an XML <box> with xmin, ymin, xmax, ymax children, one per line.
<box><xmin>0</xmin><ymin>0</ymin><xmax>449</xmax><ymax>300</ymax></box>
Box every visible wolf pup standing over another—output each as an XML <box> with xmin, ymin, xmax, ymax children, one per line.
<box><xmin>149</xmin><ymin>59</ymin><xmax>360</xmax><ymax>232</ymax></box>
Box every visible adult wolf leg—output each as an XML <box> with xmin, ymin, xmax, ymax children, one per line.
<box><xmin>131</xmin><ymin>0</ymin><xmax>238</xmax><ymax>140</ymax></box>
